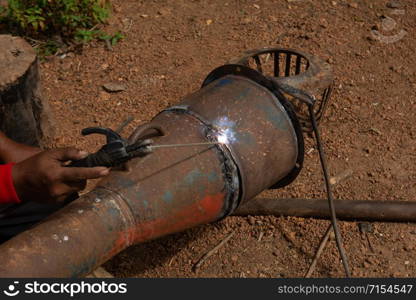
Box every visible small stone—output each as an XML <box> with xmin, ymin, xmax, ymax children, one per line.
<box><xmin>206</xmin><ymin>19</ymin><xmax>213</xmax><ymax>25</ymax></box>
<box><xmin>358</xmin><ymin>222</ymin><xmax>373</xmax><ymax>233</ymax></box>
<box><xmin>253</xmin><ymin>4</ymin><xmax>260</xmax><ymax>9</ymax></box>
<box><xmin>247</xmin><ymin>216</ymin><xmax>256</xmax><ymax>225</ymax></box>
<box><xmin>99</xmin><ymin>91</ymin><xmax>110</xmax><ymax>101</ymax></box>
<box><xmin>103</xmin><ymin>82</ymin><xmax>126</xmax><ymax>93</ymax></box>
<box><xmin>287</xmin><ymin>231</ymin><xmax>297</xmax><ymax>242</ymax></box>
<box><xmin>387</xmin><ymin>1</ymin><xmax>401</xmax><ymax>9</ymax></box>
<box><xmin>389</xmin><ymin>65</ymin><xmax>400</xmax><ymax>72</ymax></box>
<box><xmin>371</xmin><ymin>24</ymin><xmax>380</xmax><ymax>31</ymax></box>
<box><xmin>241</xmin><ymin>17</ymin><xmax>252</xmax><ymax>25</ymax></box>
<box><xmin>369</xmin><ymin>128</ymin><xmax>382</xmax><ymax>135</ymax></box>
<box><xmin>157</xmin><ymin>8</ymin><xmax>172</xmax><ymax>16</ymax></box>
<box><xmin>231</xmin><ymin>255</ymin><xmax>238</xmax><ymax>262</ymax></box>
<box><xmin>349</xmin><ymin>2</ymin><xmax>358</xmax><ymax>8</ymax></box>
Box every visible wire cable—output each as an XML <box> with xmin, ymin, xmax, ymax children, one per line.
<box><xmin>308</xmin><ymin>104</ymin><xmax>351</xmax><ymax>277</ymax></box>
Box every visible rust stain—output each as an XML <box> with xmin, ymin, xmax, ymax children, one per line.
<box><xmin>108</xmin><ymin>192</ymin><xmax>225</xmax><ymax>255</ymax></box>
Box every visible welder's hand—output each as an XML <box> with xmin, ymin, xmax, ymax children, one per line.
<box><xmin>11</xmin><ymin>148</ymin><xmax>109</xmax><ymax>203</ymax></box>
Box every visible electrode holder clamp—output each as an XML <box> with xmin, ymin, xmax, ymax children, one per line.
<box><xmin>69</xmin><ymin>127</ymin><xmax>153</xmax><ymax>168</ymax></box>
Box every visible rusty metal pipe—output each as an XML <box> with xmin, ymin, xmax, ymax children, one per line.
<box><xmin>233</xmin><ymin>198</ymin><xmax>416</xmax><ymax>222</ymax></box>
<box><xmin>0</xmin><ymin>65</ymin><xmax>303</xmax><ymax>277</ymax></box>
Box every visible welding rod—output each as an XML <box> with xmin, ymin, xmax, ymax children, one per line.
<box><xmin>149</xmin><ymin>142</ymin><xmax>220</xmax><ymax>149</ymax></box>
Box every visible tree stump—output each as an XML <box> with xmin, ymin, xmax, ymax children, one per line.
<box><xmin>0</xmin><ymin>35</ymin><xmax>53</xmax><ymax>147</ymax></box>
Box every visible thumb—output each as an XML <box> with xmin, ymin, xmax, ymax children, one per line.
<box><xmin>52</xmin><ymin>147</ymin><xmax>89</xmax><ymax>162</ymax></box>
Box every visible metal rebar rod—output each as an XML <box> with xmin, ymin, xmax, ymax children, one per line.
<box><xmin>232</xmin><ymin>198</ymin><xmax>416</xmax><ymax>222</ymax></box>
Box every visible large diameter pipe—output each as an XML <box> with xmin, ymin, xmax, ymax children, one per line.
<box><xmin>233</xmin><ymin>198</ymin><xmax>416</xmax><ymax>222</ymax></box>
<box><xmin>0</xmin><ymin>65</ymin><xmax>302</xmax><ymax>277</ymax></box>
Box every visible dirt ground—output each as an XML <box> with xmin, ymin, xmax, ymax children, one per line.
<box><xmin>39</xmin><ymin>0</ymin><xmax>416</xmax><ymax>277</ymax></box>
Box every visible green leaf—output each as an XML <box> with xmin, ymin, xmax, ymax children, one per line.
<box><xmin>111</xmin><ymin>32</ymin><xmax>124</xmax><ymax>46</ymax></box>
<box><xmin>1</xmin><ymin>0</ymin><xmax>124</xmax><ymax>56</ymax></box>
<box><xmin>98</xmin><ymin>33</ymin><xmax>112</xmax><ymax>41</ymax></box>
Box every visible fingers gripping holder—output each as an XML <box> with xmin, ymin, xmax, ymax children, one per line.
<box><xmin>69</xmin><ymin>127</ymin><xmax>153</xmax><ymax>168</ymax></box>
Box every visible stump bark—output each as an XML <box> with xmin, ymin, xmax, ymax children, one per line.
<box><xmin>0</xmin><ymin>35</ymin><xmax>53</xmax><ymax>147</ymax></box>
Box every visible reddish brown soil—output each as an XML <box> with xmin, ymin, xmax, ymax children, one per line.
<box><xmin>40</xmin><ymin>0</ymin><xmax>416</xmax><ymax>277</ymax></box>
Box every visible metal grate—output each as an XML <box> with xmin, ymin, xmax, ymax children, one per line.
<box><xmin>230</xmin><ymin>48</ymin><xmax>333</xmax><ymax>131</ymax></box>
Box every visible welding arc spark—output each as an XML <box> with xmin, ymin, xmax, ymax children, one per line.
<box><xmin>217</xmin><ymin>133</ymin><xmax>228</xmax><ymax>144</ymax></box>
<box><xmin>212</xmin><ymin>116</ymin><xmax>236</xmax><ymax>144</ymax></box>
<box><xmin>216</xmin><ymin>130</ymin><xmax>231</xmax><ymax>144</ymax></box>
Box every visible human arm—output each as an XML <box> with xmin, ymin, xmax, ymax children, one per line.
<box><xmin>10</xmin><ymin>148</ymin><xmax>109</xmax><ymax>203</ymax></box>
<box><xmin>0</xmin><ymin>131</ymin><xmax>41</xmax><ymax>163</ymax></box>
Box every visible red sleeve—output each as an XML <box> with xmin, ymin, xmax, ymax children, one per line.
<box><xmin>0</xmin><ymin>163</ymin><xmax>21</xmax><ymax>204</ymax></box>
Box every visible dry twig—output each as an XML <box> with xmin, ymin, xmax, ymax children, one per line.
<box><xmin>305</xmin><ymin>224</ymin><xmax>333</xmax><ymax>278</ymax></box>
<box><xmin>329</xmin><ymin>169</ymin><xmax>353</xmax><ymax>185</ymax></box>
<box><xmin>258</xmin><ymin>231</ymin><xmax>264</xmax><ymax>242</ymax></box>
<box><xmin>193</xmin><ymin>231</ymin><xmax>235</xmax><ymax>272</ymax></box>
